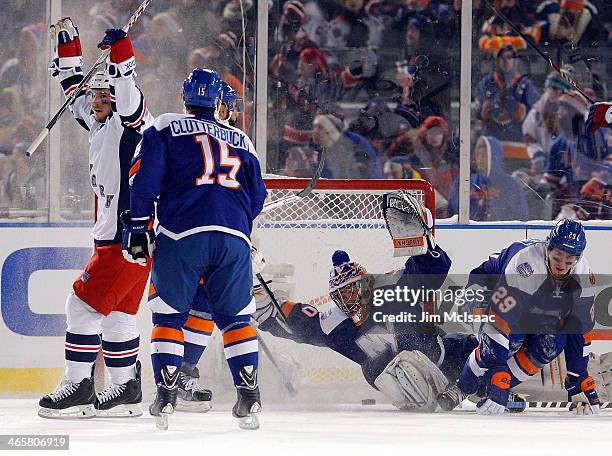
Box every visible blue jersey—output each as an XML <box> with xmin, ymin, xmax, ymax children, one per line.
<box><xmin>259</xmin><ymin>246</ymin><xmax>475</xmax><ymax>386</ymax></box>
<box><xmin>469</xmin><ymin>240</ymin><xmax>595</xmax><ymax>378</ymax></box>
<box><xmin>129</xmin><ymin>112</ymin><xmax>267</xmax><ymax>245</ymax></box>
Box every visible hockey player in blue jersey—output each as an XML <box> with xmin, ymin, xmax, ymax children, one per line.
<box><xmin>438</xmin><ymin>219</ymin><xmax>600</xmax><ymax>415</ymax></box>
<box><xmin>122</xmin><ymin>68</ymin><xmax>267</xmax><ymax>430</ymax></box>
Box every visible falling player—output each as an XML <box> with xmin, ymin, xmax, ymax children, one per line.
<box><xmin>39</xmin><ymin>19</ymin><xmax>153</xmax><ymax>418</ymax></box>
<box><xmin>122</xmin><ymin>68</ymin><xmax>267</xmax><ymax>430</ymax></box>
<box><xmin>438</xmin><ymin>219</ymin><xmax>601</xmax><ymax>415</ymax></box>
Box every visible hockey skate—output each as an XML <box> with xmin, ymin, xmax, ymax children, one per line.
<box><xmin>176</xmin><ymin>365</ymin><xmax>212</xmax><ymax>412</ymax></box>
<box><xmin>232</xmin><ymin>366</ymin><xmax>261</xmax><ymax>430</ymax></box>
<box><xmin>505</xmin><ymin>392</ymin><xmax>527</xmax><ymax>413</ymax></box>
<box><xmin>437</xmin><ymin>383</ymin><xmax>466</xmax><ymax>411</ymax></box>
<box><xmin>94</xmin><ymin>361</ymin><xmax>143</xmax><ymax>417</ymax></box>
<box><xmin>38</xmin><ymin>376</ymin><xmax>96</xmax><ymax>419</ymax></box>
<box><xmin>149</xmin><ymin>366</ymin><xmax>179</xmax><ymax>430</ymax></box>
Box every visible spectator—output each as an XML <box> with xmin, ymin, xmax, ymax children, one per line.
<box><xmin>475</xmin><ymin>36</ymin><xmax>539</xmax><ymax>141</ymax></box>
<box><xmin>275</xmin><ymin>0</ymin><xmax>329</xmax><ymax>48</ymax></box>
<box><xmin>413</xmin><ymin>116</ymin><xmax>459</xmax><ymax>202</ymax></box>
<box><xmin>537</xmin><ymin>0</ymin><xmax>605</xmax><ymax>46</ymax></box>
<box><xmin>383</xmin><ymin>156</ymin><xmax>422</xmax><ymax>179</ymax></box>
<box><xmin>327</xmin><ymin>0</ymin><xmax>384</xmax><ymax>49</ymax></box>
<box><xmin>447</xmin><ymin>135</ymin><xmax>528</xmax><ymax>221</ymax></box>
<box><xmin>312</xmin><ymin>114</ymin><xmax>382</xmax><ymax>179</ymax></box>
<box><xmin>522</xmin><ymin>66</ymin><xmax>576</xmax><ymax>157</ymax></box>
<box><xmin>481</xmin><ymin>0</ymin><xmax>539</xmax><ymax>42</ymax></box>
<box><xmin>279</xmin><ymin>145</ymin><xmax>320</xmax><ymax>178</ymax></box>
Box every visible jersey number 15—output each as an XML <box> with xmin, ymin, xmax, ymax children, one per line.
<box><xmin>195</xmin><ymin>134</ymin><xmax>242</xmax><ymax>189</ymax></box>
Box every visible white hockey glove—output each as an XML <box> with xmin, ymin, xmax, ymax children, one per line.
<box><xmin>374</xmin><ymin>350</ymin><xmax>448</xmax><ymax>412</ymax></box>
<box><xmin>382</xmin><ymin>190</ymin><xmax>435</xmax><ymax>257</ymax></box>
<box><xmin>251</xmin><ymin>246</ymin><xmax>266</xmax><ymax>275</ymax></box>
<box><xmin>49</xmin><ymin>17</ymin><xmax>83</xmax><ymax>76</ymax></box>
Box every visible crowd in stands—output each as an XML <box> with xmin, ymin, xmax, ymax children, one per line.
<box><xmin>1</xmin><ymin>0</ymin><xmax>611</xmax><ymax>222</ymax></box>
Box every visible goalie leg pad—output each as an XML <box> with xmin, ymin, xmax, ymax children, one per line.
<box><xmin>374</xmin><ymin>350</ymin><xmax>449</xmax><ymax>412</ymax></box>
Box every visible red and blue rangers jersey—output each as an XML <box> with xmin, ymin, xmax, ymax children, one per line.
<box><xmin>129</xmin><ymin>111</ymin><xmax>266</xmax><ymax>245</ymax></box>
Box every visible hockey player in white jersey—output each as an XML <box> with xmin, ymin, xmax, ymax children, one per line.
<box><xmin>39</xmin><ymin>18</ymin><xmax>153</xmax><ymax>419</ymax></box>
<box><xmin>438</xmin><ymin>219</ymin><xmax>601</xmax><ymax>415</ymax></box>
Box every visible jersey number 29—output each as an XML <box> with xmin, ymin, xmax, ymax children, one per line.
<box><xmin>195</xmin><ymin>134</ymin><xmax>242</xmax><ymax>189</ymax></box>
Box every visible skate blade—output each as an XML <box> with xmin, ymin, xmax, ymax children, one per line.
<box><xmin>95</xmin><ymin>403</ymin><xmax>143</xmax><ymax>418</ymax></box>
<box><xmin>38</xmin><ymin>404</ymin><xmax>96</xmax><ymax>419</ymax></box>
<box><xmin>154</xmin><ymin>404</ymin><xmax>174</xmax><ymax>430</ymax></box>
<box><xmin>237</xmin><ymin>403</ymin><xmax>261</xmax><ymax>430</ymax></box>
<box><xmin>176</xmin><ymin>399</ymin><xmax>212</xmax><ymax>413</ymax></box>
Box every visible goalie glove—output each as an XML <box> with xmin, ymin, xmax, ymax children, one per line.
<box><xmin>565</xmin><ymin>373</ymin><xmax>600</xmax><ymax>415</ymax></box>
<box><xmin>98</xmin><ymin>28</ymin><xmax>136</xmax><ymax>78</ymax></box>
<box><xmin>252</xmin><ymin>286</ymin><xmax>290</xmax><ymax>326</ymax></box>
<box><xmin>382</xmin><ymin>190</ymin><xmax>435</xmax><ymax>257</ymax></box>
<box><xmin>120</xmin><ymin>210</ymin><xmax>155</xmax><ymax>267</ymax></box>
<box><xmin>586</xmin><ymin>102</ymin><xmax>612</xmax><ymax>134</ymax></box>
<box><xmin>49</xmin><ymin>17</ymin><xmax>83</xmax><ymax>76</ymax></box>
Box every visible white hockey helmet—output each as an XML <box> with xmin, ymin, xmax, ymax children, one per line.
<box><xmin>89</xmin><ymin>71</ymin><xmax>110</xmax><ymax>91</ymax></box>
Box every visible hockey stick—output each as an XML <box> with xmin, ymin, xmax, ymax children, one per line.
<box><xmin>255</xmin><ymin>272</ymin><xmax>294</xmax><ymax>334</ymax></box>
<box><xmin>260</xmin><ymin>144</ymin><xmax>326</xmax><ymax>214</ymax></box>
<box><xmin>26</xmin><ymin>0</ymin><xmax>154</xmax><ymax>157</ymax></box>
<box><xmin>257</xmin><ymin>331</ymin><xmax>298</xmax><ymax>397</ymax></box>
<box><xmin>483</xmin><ymin>0</ymin><xmax>595</xmax><ymax>104</ymax></box>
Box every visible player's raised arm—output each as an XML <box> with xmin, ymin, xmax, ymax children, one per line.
<box><xmin>49</xmin><ymin>18</ymin><xmax>92</xmax><ymax>131</ymax></box>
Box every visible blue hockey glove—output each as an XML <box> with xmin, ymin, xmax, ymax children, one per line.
<box><xmin>97</xmin><ymin>28</ymin><xmax>127</xmax><ymax>48</ymax></box>
<box><xmin>565</xmin><ymin>373</ymin><xmax>600</xmax><ymax>415</ymax></box>
<box><xmin>120</xmin><ymin>210</ymin><xmax>155</xmax><ymax>266</ymax></box>
<box><xmin>476</xmin><ymin>366</ymin><xmax>511</xmax><ymax>415</ymax></box>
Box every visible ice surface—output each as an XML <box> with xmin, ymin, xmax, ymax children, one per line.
<box><xmin>2</xmin><ymin>399</ymin><xmax>612</xmax><ymax>455</ymax></box>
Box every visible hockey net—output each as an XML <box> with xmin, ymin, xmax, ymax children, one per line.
<box><xmin>242</xmin><ymin>177</ymin><xmax>436</xmax><ymax>402</ymax></box>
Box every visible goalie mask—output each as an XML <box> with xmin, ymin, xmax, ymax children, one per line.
<box><xmin>383</xmin><ymin>190</ymin><xmax>435</xmax><ymax>257</ymax></box>
<box><xmin>329</xmin><ymin>250</ymin><xmax>373</xmax><ymax>326</ymax></box>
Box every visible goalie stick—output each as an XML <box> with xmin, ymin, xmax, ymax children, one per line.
<box><xmin>27</xmin><ymin>0</ymin><xmax>154</xmax><ymax>157</ymax></box>
<box><xmin>257</xmin><ymin>331</ymin><xmax>298</xmax><ymax>397</ymax></box>
<box><xmin>483</xmin><ymin>0</ymin><xmax>595</xmax><ymax>104</ymax></box>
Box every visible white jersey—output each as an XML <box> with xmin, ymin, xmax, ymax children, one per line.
<box><xmin>59</xmin><ymin>70</ymin><xmax>153</xmax><ymax>243</ymax></box>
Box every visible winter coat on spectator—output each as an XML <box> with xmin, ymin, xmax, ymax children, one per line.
<box><xmin>313</xmin><ymin>114</ymin><xmax>382</xmax><ymax>179</ymax></box>
<box><xmin>413</xmin><ymin>116</ymin><xmax>459</xmax><ymax>200</ymax></box>
<box><xmin>327</xmin><ymin>5</ymin><xmax>384</xmax><ymax>48</ymax></box>
<box><xmin>447</xmin><ymin>136</ymin><xmax>528</xmax><ymax>221</ymax></box>
<box><xmin>536</xmin><ymin>0</ymin><xmax>605</xmax><ymax>46</ymax></box>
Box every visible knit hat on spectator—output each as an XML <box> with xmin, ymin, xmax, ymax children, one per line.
<box><xmin>223</xmin><ymin>0</ymin><xmax>253</xmax><ymax>19</ymax></box>
<box><xmin>299</xmin><ymin>47</ymin><xmax>328</xmax><ymax>75</ymax></box>
<box><xmin>544</xmin><ymin>65</ymin><xmax>576</xmax><ymax>93</ymax></box>
<box><xmin>283</xmin><ymin>0</ymin><xmax>306</xmax><ymax>23</ymax></box>
<box><xmin>479</xmin><ymin>35</ymin><xmax>526</xmax><ymax>58</ymax></box>
<box><xmin>314</xmin><ymin>114</ymin><xmax>344</xmax><ymax>144</ymax></box>
<box><xmin>560</xmin><ymin>0</ymin><xmax>584</xmax><ymax>12</ymax></box>
<box><xmin>218</xmin><ymin>31</ymin><xmax>238</xmax><ymax>50</ymax></box>
<box><xmin>407</xmin><ymin>17</ymin><xmax>421</xmax><ymax>32</ymax></box>
<box><xmin>558</xmin><ymin>91</ymin><xmax>589</xmax><ymax>115</ymax></box>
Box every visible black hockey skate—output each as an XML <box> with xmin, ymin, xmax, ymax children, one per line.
<box><xmin>38</xmin><ymin>376</ymin><xmax>96</xmax><ymax>419</ymax></box>
<box><xmin>94</xmin><ymin>361</ymin><xmax>143</xmax><ymax>417</ymax></box>
<box><xmin>150</xmin><ymin>366</ymin><xmax>180</xmax><ymax>430</ymax></box>
<box><xmin>232</xmin><ymin>366</ymin><xmax>261</xmax><ymax>430</ymax></box>
<box><xmin>437</xmin><ymin>383</ymin><xmax>466</xmax><ymax>411</ymax></box>
<box><xmin>177</xmin><ymin>365</ymin><xmax>212</xmax><ymax>412</ymax></box>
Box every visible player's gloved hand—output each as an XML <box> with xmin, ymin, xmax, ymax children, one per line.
<box><xmin>476</xmin><ymin>366</ymin><xmax>511</xmax><ymax>416</ymax></box>
<box><xmin>48</xmin><ymin>17</ymin><xmax>83</xmax><ymax>77</ymax></box>
<box><xmin>251</xmin><ymin>246</ymin><xmax>266</xmax><ymax>275</ymax></box>
<box><xmin>565</xmin><ymin>373</ymin><xmax>600</xmax><ymax>415</ymax></box>
<box><xmin>586</xmin><ymin>102</ymin><xmax>612</xmax><ymax>133</ymax></box>
<box><xmin>252</xmin><ymin>287</ymin><xmax>290</xmax><ymax>326</ymax></box>
<box><xmin>98</xmin><ymin>28</ymin><xmax>135</xmax><ymax>78</ymax></box>
<box><xmin>120</xmin><ymin>210</ymin><xmax>155</xmax><ymax>266</ymax></box>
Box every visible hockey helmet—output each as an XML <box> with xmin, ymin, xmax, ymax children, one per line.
<box><xmin>220</xmin><ymin>82</ymin><xmax>239</xmax><ymax>113</ymax></box>
<box><xmin>329</xmin><ymin>250</ymin><xmax>372</xmax><ymax>326</ymax></box>
<box><xmin>547</xmin><ymin>218</ymin><xmax>586</xmax><ymax>257</ymax></box>
<box><xmin>89</xmin><ymin>71</ymin><xmax>110</xmax><ymax>91</ymax></box>
<box><xmin>182</xmin><ymin>68</ymin><xmax>222</xmax><ymax>109</ymax></box>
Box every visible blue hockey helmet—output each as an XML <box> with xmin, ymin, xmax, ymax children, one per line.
<box><xmin>220</xmin><ymin>81</ymin><xmax>239</xmax><ymax>112</ymax></box>
<box><xmin>546</xmin><ymin>219</ymin><xmax>586</xmax><ymax>257</ymax></box>
<box><xmin>182</xmin><ymin>68</ymin><xmax>222</xmax><ymax>108</ymax></box>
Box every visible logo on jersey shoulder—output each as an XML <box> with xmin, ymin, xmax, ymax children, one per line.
<box><xmin>516</xmin><ymin>262</ymin><xmax>534</xmax><ymax>278</ymax></box>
